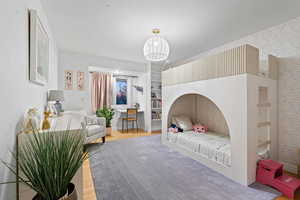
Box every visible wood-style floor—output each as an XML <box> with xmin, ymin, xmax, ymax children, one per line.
<box><xmin>83</xmin><ymin>130</ymin><xmax>300</xmax><ymax>200</ymax></box>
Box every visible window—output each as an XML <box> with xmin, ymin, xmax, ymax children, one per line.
<box><xmin>116</xmin><ymin>78</ymin><xmax>127</xmax><ymax>105</ymax></box>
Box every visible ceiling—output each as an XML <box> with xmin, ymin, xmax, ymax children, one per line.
<box><xmin>41</xmin><ymin>0</ymin><xmax>300</xmax><ymax>64</ymax></box>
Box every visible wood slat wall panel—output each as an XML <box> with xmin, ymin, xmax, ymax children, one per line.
<box><xmin>268</xmin><ymin>55</ymin><xmax>279</xmax><ymax>80</ymax></box>
<box><xmin>246</xmin><ymin>45</ymin><xmax>259</xmax><ymax>75</ymax></box>
<box><xmin>162</xmin><ymin>44</ymin><xmax>260</xmax><ymax>86</ymax></box>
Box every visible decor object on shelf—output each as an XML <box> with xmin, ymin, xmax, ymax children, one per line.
<box><xmin>23</xmin><ymin>108</ymin><xmax>41</xmax><ymax>133</ymax></box>
<box><xmin>65</xmin><ymin>70</ymin><xmax>73</xmax><ymax>90</ymax></box>
<box><xmin>77</xmin><ymin>71</ymin><xmax>85</xmax><ymax>90</ymax></box>
<box><xmin>143</xmin><ymin>28</ymin><xmax>169</xmax><ymax>62</ymax></box>
<box><xmin>256</xmin><ymin>159</ymin><xmax>300</xmax><ymax>199</ymax></box>
<box><xmin>151</xmin><ymin>92</ymin><xmax>156</xmax><ymax>98</ymax></box>
<box><xmin>42</xmin><ymin>111</ymin><xmax>51</xmax><ymax>130</ymax></box>
<box><xmin>29</xmin><ymin>9</ymin><xmax>49</xmax><ymax>85</ymax></box>
<box><xmin>96</xmin><ymin>107</ymin><xmax>115</xmax><ymax>136</ymax></box>
<box><xmin>134</xmin><ymin>103</ymin><xmax>140</xmax><ymax>110</ymax></box>
<box><xmin>1</xmin><ymin>127</ymin><xmax>87</xmax><ymax>200</ymax></box>
<box><xmin>48</xmin><ymin>90</ymin><xmax>64</xmax><ymax>115</ymax></box>
<box><xmin>133</xmin><ymin>85</ymin><xmax>143</xmax><ymax>93</ymax></box>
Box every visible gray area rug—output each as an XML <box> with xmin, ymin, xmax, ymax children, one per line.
<box><xmin>87</xmin><ymin>135</ymin><xmax>280</xmax><ymax>200</ymax></box>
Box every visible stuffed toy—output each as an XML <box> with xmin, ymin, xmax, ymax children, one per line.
<box><xmin>168</xmin><ymin>127</ymin><xmax>178</xmax><ymax>133</ymax></box>
<box><xmin>193</xmin><ymin>124</ymin><xmax>208</xmax><ymax>133</ymax></box>
<box><xmin>168</xmin><ymin>124</ymin><xmax>183</xmax><ymax>133</ymax></box>
<box><xmin>170</xmin><ymin>123</ymin><xmax>177</xmax><ymax>128</ymax></box>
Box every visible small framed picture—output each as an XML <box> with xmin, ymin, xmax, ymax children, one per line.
<box><xmin>77</xmin><ymin>71</ymin><xmax>85</xmax><ymax>90</ymax></box>
<box><xmin>65</xmin><ymin>70</ymin><xmax>73</xmax><ymax>90</ymax></box>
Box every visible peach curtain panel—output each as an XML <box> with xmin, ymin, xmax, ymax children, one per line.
<box><xmin>91</xmin><ymin>72</ymin><xmax>113</xmax><ymax>112</ymax></box>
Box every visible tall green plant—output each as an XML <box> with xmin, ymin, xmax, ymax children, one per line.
<box><xmin>1</xmin><ymin>127</ymin><xmax>88</xmax><ymax>200</ymax></box>
<box><xmin>96</xmin><ymin>107</ymin><xmax>115</xmax><ymax>127</ymax></box>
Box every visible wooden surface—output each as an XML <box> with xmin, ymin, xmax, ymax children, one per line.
<box><xmin>115</xmin><ymin>109</ymin><xmax>144</xmax><ymax>113</ymax></box>
<box><xmin>112</xmin><ymin>109</ymin><xmax>145</xmax><ymax>131</ymax></box>
<box><xmin>162</xmin><ymin>44</ymin><xmax>260</xmax><ymax>86</ymax></box>
<box><xmin>83</xmin><ymin>130</ymin><xmax>299</xmax><ymax>200</ymax></box>
<box><xmin>268</xmin><ymin>55</ymin><xmax>279</xmax><ymax>80</ymax></box>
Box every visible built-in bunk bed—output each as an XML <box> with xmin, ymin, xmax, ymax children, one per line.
<box><xmin>161</xmin><ymin>44</ymin><xmax>278</xmax><ymax>186</ymax></box>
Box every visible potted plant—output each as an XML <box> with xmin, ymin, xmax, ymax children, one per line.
<box><xmin>96</xmin><ymin>107</ymin><xmax>115</xmax><ymax>136</ymax></box>
<box><xmin>1</xmin><ymin>128</ymin><xmax>88</xmax><ymax>200</ymax></box>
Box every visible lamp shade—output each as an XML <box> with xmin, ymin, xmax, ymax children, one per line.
<box><xmin>143</xmin><ymin>29</ymin><xmax>170</xmax><ymax>62</ymax></box>
<box><xmin>48</xmin><ymin>90</ymin><xmax>64</xmax><ymax>102</ymax></box>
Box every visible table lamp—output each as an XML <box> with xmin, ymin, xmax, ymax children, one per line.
<box><xmin>48</xmin><ymin>90</ymin><xmax>64</xmax><ymax>115</ymax></box>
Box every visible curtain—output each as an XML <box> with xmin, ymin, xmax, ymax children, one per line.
<box><xmin>91</xmin><ymin>72</ymin><xmax>113</xmax><ymax>112</ymax></box>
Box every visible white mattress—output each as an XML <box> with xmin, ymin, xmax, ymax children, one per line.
<box><xmin>167</xmin><ymin>131</ymin><xmax>231</xmax><ymax>167</ymax></box>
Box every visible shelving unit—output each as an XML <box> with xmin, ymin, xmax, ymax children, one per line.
<box><xmin>145</xmin><ymin>63</ymin><xmax>163</xmax><ymax>133</ymax></box>
<box><xmin>150</xmin><ymin>64</ymin><xmax>162</xmax><ymax>131</ymax></box>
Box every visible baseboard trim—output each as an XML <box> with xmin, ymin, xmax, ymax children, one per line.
<box><xmin>280</xmin><ymin>161</ymin><xmax>298</xmax><ymax>174</ymax></box>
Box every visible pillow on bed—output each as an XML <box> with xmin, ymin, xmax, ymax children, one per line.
<box><xmin>174</xmin><ymin>115</ymin><xmax>193</xmax><ymax>131</ymax></box>
<box><xmin>171</xmin><ymin>117</ymin><xmax>178</xmax><ymax>126</ymax></box>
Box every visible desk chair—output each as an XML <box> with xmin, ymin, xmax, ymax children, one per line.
<box><xmin>122</xmin><ymin>108</ymin><xmax>138</xmax><ymax>133</ymax></box>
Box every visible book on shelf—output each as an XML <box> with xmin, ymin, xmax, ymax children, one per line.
<box><xmin>151</xmin><ymin>110</ymin><xmax>161</xmax><ymax>120</ymax></box>
<box><xmin>151</xmin><ymin>100</ymin><xmax>162</xmax><ymax>109</ymax></box>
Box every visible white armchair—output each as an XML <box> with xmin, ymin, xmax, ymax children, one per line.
<box><xmin>81</xmin><ymin>116</ymin><xmax>106</xmax><ymax>144</ymax></box>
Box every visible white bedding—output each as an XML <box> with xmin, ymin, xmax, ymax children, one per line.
<box><xmin>167</xmin><ymin>131</ymin><xmax>231</xmax><ymax>167</ymax></box>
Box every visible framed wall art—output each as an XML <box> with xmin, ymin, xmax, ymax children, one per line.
<box><xmin>29</xmin><ymin>9</ymin><xmax>49</xmax><ymax>85</ymax></box>
<box><xmin>77</xmin><ymin>71</ymin><xmax>85</xmax><ymax>90</ymax></box>
<box><xmin>65</xmin><ymin>70</ymin><xmax>73</xmax><ymax>90</ymax></box>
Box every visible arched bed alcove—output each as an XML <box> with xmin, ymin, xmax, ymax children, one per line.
<box><xmin>167</xmin><ymin>93</ymin><xmax>230</xmax><ymax>136</ymax></box>
<box><xmin>166</xmin><ymin>93</ymin><xmax>232</xmax><ymax>168</ymax></box>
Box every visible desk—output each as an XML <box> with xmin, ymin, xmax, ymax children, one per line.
<box><xmin>112</xmin><ymin>109</ymin><xmax>145</xmax><ymax>131</ymax></box>
<box><xmin>18</xmin><ymin>113</ymin><xmax>84</xmax><ymax>200</ymax></box>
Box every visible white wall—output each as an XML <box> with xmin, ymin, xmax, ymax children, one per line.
<box><xmin>58</xmin><ymin>50</ymin><xmax>147</xmax><ymax>113</ymax></box>
<box><xmin>171</xmin><ymin>16</ymin><xmax>300</xmax><ymax>173</ymax></box>
<box><xmin>0</xmin><ymin>0</ymin><xmax>58</xmax><ymax>199</ymax></box>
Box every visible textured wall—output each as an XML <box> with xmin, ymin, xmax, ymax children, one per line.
<box><xmin>173</xmin><ymin>17</ymin><xmax>300</xmax><ymax>172</ymax></box>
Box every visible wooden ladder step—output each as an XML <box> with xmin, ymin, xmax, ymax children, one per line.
<box><xmin>257</xmin><ymin>102</ymin><xmax>271</xmax><ymax>107</ymax></box>
<box><xmin>258</xmin><ymin>140</ymin><xmax>271</xmax><ymax>148</ymax></box>
<box><xmin>257</xmin><ymin>121</ymin><xmax>271</xmax><ymax>128</ymax></box>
